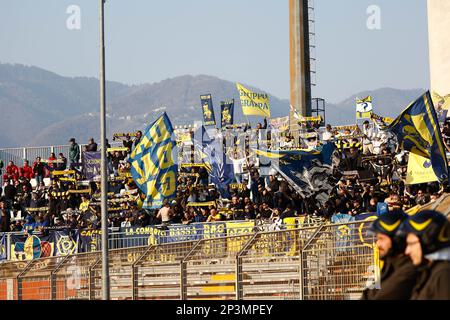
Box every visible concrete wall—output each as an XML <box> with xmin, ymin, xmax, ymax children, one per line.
<box><xmin>428</xmin><ymin>0</ymin><xmax>450</xmax><ymax>95</ymax></box>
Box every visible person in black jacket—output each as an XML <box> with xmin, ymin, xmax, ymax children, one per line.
<box><xmin>85</xmin><ymin>138</ymin><xmax>98</xmax><ymax>152</ymax></box>
<box><xmin>361</xmin><ymin>210</ymin><xmax>417</xmax><ymax>300</ymax></box>
<box><xmin>399</xmin><ymin>210</ymin><xmax>450</xmax><ymax>300</ymax></box>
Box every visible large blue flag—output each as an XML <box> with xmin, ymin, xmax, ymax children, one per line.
<box><xmin>255</xmin><ymin>143</ymin><xmax>337</xmax><ymax>206</ymax></box>
<box><xmin>386</xmin><ymin>91</ymin><xmax>448</xmax><ymax>183</ymax></box>
<box><xmin>200</xmin><ymin>94</ymin><xmax>216</xmax><ymax>126</ymax></box>
<box><xmin>193</xmin><ymin>127</ymin><xmax>234</xmax><ymax>198</ymax></box>
<box><xmin>220</xmin><ymin>99</ymin><xmax>234</xmax><ymax>127</ymax></box>
<box><xmin>129</xmin><ymin>113</ymin><xmax>178</xmax><ymax>209</ymax></box>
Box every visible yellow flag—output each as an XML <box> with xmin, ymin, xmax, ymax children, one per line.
<box><xmin>236</xmin><ymin>83</ymin><xmax>271</xmax><ymax>117</ymax></box>
<box><xmin>405</xmin><ymin>153</ymin><xmax>438</xmax><ymax>185</ymax></box>
<box><xmin>431</xmin><ymin>92</ymin><xmax>450</xmax><ymax>110</ymax></box>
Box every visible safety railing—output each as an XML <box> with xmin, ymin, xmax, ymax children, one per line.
<box><xmin>237</xmin><ymin>225</ymin><xmax>320</xmax><ymax>300</ymax></box>
<box><xmin>0</xmin><ymin>221</ymin><xmax>378</xmax><ymax>301</ymax></box>
<box><xmin>300</xmin><ymin>221</ymin><xmax>380</xmax><ymax>300</ymax></box>
<box><xmin>181</xmin><ymin>234</ymin><xmax>254</xmax><ymax>300</ymax></box>
<box><xmin>133</xmin><ymin>240</ymin><xmax>197</xmax><ymax>300</ymax></box>
<box><xmin>89</xmin><ymin>247</ymin><xmax>149</xmax><ymax>300</ymax></box>
<box><xmin>52</xmin><ymin>251</ymin><xmax>101</xmax><ymax>300</ymax></box>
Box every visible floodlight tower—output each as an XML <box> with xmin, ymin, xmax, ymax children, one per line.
<box><xmin>428</xmin><ymin>0</ymin><xmax>450</xmax><ymax>96</ymax></box>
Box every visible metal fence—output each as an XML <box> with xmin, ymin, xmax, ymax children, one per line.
<box><xmin>0</xmin><ymin>221</ymin><xmax>379</xmax><ymax>300</ymax></box>
<box><xmin>301</xmin><ymin>221</ymin><xmax>380</xmax><ymax>300</ymax></box>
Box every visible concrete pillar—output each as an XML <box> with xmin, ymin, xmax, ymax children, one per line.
<box><xmin>289</xmin><ymin>0</ymin><xmax>312</xmax><ymax>140</ymax></box>
<box><xmin>428</xmin><ymin>0</ymin><xmax>450</xmax><ymax>96</ymax></box>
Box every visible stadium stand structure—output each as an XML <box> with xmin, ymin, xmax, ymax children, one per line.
<box><xmin>0</xmin><ymin>220</ymin><xmax>379</xmax><ymax>300</ymax></box>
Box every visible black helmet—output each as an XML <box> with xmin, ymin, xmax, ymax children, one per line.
<box><xmin>370</xmin><ymin>210</ymin><xmax>408</xmax><ymax>256</ymax></box>
<box><xmin>398</xmin><ymin>210</ymin><xmax>450</xmax><ymax>255</ymax></box>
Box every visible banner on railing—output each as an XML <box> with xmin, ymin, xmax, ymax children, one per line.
<box><xmin>9</xmin><ymin>230</ymin><xmax>79</xmax><ymax>261</ymax></box>
<box><xmin>0</xmin><ymin>234</ymin><xmax>7</xmax><ymax>261</ymax></box>
<box><xmin>78</xmin><ymin>229</ymin><xmax>101</xmax><ymax>253</ymax></box>
<box><xmin>120</xmin><ymin>221</ymin><xmax>252</xmax><ymax>246</ymax></box>
<box><xmin>83</xmin><ymin>151</ymin><xmax>101</xmax><ymax>180</ymax></box>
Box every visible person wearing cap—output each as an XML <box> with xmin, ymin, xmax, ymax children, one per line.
<box><xmin>399</xmin><ymin>210</ymin><xmax>450</xmax><ymax>300</ymax></box>
<box><xmin>361</xmin><ymin>211</ymin><xmax>417</xmax><ymax>300</ymax></box>
<box><xmin>68</xmin><ymin>138</ymin><xmax>80</xmax><ymax>166</ymax></box>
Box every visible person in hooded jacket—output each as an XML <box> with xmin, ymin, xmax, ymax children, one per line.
<box><xmin>398</xmin><ymin>210</ymin><xmax>450</xmax><ymax>300</ymax></box>
<box><xmin>361</xmin><ymin>210</ymin><xmax>418</xmax><ymax>300</ymax></box>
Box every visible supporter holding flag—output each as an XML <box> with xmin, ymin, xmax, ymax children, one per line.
<box><xmin>129</xmin><ymin>113</ymin><xmax>178</xmax><ymax>209</ymax></box>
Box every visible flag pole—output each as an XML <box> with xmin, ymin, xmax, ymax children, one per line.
<box><xmin>99</xmin><ymin>0</ymin><xmax>110</xmax><ymax>300</ymax></box>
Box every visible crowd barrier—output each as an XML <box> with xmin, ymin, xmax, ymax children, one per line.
<box><xmin>0</xmin><ymin>220</ymin><xmax>378</xmax><ymax>300</ymax></box>
<box><xmin>1</xmin><ymin>217</ymin><xmax>320</xmax><ymax>262</ymax></box>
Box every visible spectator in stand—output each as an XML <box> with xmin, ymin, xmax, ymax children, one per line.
<box><xmin>85</xmin><ymin>138</ymin><xmax>98</xmax><ymax>152</ymax></box>
<box><xmin>0</xmin><ymin>159</ymin><xmax>3</xmax><ymax>178</ymax></box>
<box><xmin>442</xmin><ymin>120</ymin><xmax>450</xmax><ymax>152</ymax></box>
<box><xmin>35</xmin><ymin>213</ymin><xmax>49</xmax><ymax>231</ymax></box>
<box><xmin>123</xmin><ymin>135</ymin><xmax>133</xmax><ymax>153</ymax></box>
<box><xmin>79</xmin><ymin>195</ymin><xmax>91</xmax><ymax>212</ymax></box>
<box><xmin>362</xmin><ymin>120</ymin><xmax>375</xmax><ymax>155</ymax></box>
<box><xmin>47</xmin><ymin>152</ymin><xmax>57</xmax><ymax>173</ymax></box>
<box><xmin>20</xmin><ymin>160</ymin><xmax>34</xmax><ymax>180</ymax></box>
<box><xmin>3</xmin><ymin>180</ymin><xmax>17</xmax><ymax>205</ymax></box>
<box><xmin>322</xmin><ymin>124</ymin><xmax>334</xmax><ymax>142</ymax></box>
<box><xmin>156</xmin><ymin>199</ymin><xmax>173</xmax><ymax>224</ymax></box>
<box><xmin>0</xmin><ymin>201</ymin><xmax>11</xmax><ymax>232</ymax></box>
<box><xmin>68</xmin><ymin>138</ymin><xmax>80</xmax><ymax>167</ymax></box>
<box><xmin>56</xmin><ymin>153</ymin><xmax>67</xmax><ymax>171</ymax></box>
<box><xmin>3</xmin><ymin>160</ymin><xmax>19</xmax><ymax>182</ymax></box>
<box><xmin>134</xmin><ymin>131</ymin><xmax>143</xmax><ymax>149</ymax></box>
<box><xmin>33</xmin><ymin>157</ymin><xmax>46</xmax><ymax>186</ymax></box>
<box><xmin>23</xmin><ymin>215</ymin><xmax>36</xmax><ymax>233</ymax></box>
<box><xmin>194</xmin><ymin>208</ymin><xmax>207</xmax><ymax>222</ymax></box>
<box><xmin>29</xmin><ymin>192</ymin><xmax>45</xmax><ymax>208</ymax></box>
<box><xmin>257</xmin><ymin>202</ymin><xmax>273</xmax><ymax>220</ymax></box>
<box><xmin>415</xmin><ymin>189</ymin><xmax>430</xmax><ymax>206</ymax></box>
<box><xmin>206</xmin><ymin>208</ymin><xmax>224</xmax><ymax>222</ymax></box>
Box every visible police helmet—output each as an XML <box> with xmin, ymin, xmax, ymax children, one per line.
<box><xmin>370</xmin><ymin>210</ymin><xmax>408</xmax><ymax>255</ymax></box>
<box><xmin>398</xmin><ymin>210</ymin><xmax>450</xmax><ymax>255</ymax></box>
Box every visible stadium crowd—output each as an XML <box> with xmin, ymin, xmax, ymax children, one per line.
<box><xmin>1</xmin><ymin>119</ymin><xmax>449</xmax><ymax>235</ymax></box>
<box><xmin>1</xmin><ymin>117</ymin><xmax>450</xmax><ymax>300</ymax></box>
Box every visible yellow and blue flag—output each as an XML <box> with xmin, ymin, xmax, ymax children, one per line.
<box><xmin>236</xmin><ymin>83</ymin><xmax>271</xmax><ymax>118</ymax></box>
<box><xmin>129</xmin><ymin>112</ymin><xmax>178</xmax><ymax>209</ymax></box>
<box><xmin>356</xmin><ymin>96</ymin><xmax>373</xmax><ymax>119</ymax></box>
<box><xmin>386</xmin><ymin>91</ymin><xmax>448</xmax><ymax>183</ymax></box>
<box><xmin>220</xmin><ymin>99</ymin><xmax>234</xmax><ymax>127</ymax></box>
<box><xmin>405</xmin><ymin>153</ymin><xmax>438</xmax><ymax>185</ymax></box>
<box><xmin>200</xmin><ymin>94</ymin><xmax>216</xmax><ymax>126</ymax></box>
<box><xmin>255</xmin><ymin>143</ymin><xmax>337</xmax><ymax>206</ymax></box>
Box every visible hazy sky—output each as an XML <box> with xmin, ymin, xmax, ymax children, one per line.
<box><xmin>0</xmin><ymin>0</ymin><xmax>430</xmax><ymax>103</ymax></box>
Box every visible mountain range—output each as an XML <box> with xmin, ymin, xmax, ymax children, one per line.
<box><xmin>0</xmin><ymin>62</ymin><xmax>425</xmax><ymax>148</ymax></box>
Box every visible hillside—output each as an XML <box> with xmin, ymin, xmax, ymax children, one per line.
<box><xmin>0</xmin><ymin>62</ymin><xmax>426</xmax><ymax>147</ymax></box>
